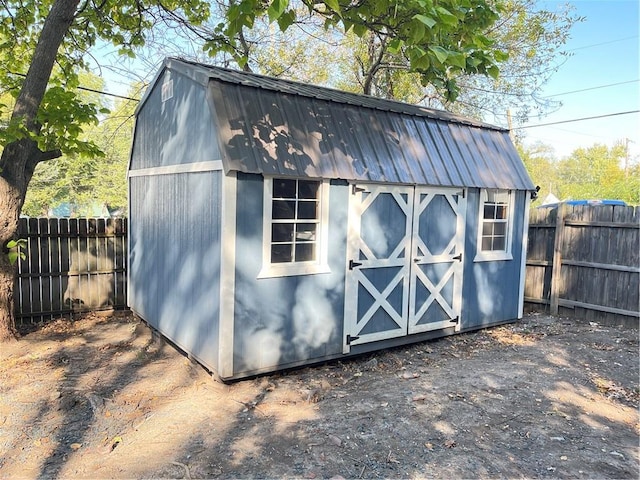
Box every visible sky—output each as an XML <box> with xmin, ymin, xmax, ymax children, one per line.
<box><xmin>519</xmin><ymin>0</ymin><xmax>639</xmax><ymax>161</ymax></box>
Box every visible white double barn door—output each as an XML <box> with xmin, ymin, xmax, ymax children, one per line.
<box><xmin>344</xmin><ymin>184</ymin><xmax>466</xmax><ymax>352</ymax></box>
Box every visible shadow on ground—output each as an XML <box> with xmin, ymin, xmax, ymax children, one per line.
<box><xmin>0</xmin><ymin>312</ymin><xmax>638</xmax><ymax>479</ymax></box>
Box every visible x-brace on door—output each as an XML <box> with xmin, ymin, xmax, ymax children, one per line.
<box><xmin>344</xmin><ymin>184</ymin><xmax>466</xmax><ymax>353</ymax></box>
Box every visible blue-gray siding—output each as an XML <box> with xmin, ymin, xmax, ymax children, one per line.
<box><xmin>462</xmin><ymin>189</ymin><xmax>527</xmax><ymax>328</ymax></box>
<box><xmin>130</xmin><ymin>69</ymin><xmax>221</xmax><ymax>170</ymax></box>
<box><xmin>128</xmin><ymin>171</ymin><xmax>223</xmax><ymax>371</ymax></box>
<box><xmin>232</xmin><ymin>174</ymin><xmax>348</xmax><ymax>376</ymax></box>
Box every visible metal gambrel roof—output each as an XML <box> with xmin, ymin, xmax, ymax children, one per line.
<box><xmin>161</xmin><ymin>57</ymin><xmax>535</xmax><ymax>191</ymax></box>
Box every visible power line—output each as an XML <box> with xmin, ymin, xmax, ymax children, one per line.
<box><xmin>516</xmin><ymin>110</ymin><xmax>640</xmax><ymax>129</ymax></box>
<box><xmin>568</xmin><ymin>35</ymin><xmax>639</xmax><ymax>52</ymax></box>
<box><xmin>545</xmin><ymin>79</ymin><xmax>640</xmax><ymax>98</ymax></box>
<box><xmin>75</xmin><ymin>84</ymin><xmax>140</xmax><ymax>102</ymax></box>
<box><xmin>9</xmin><ymin>71</ymin><xmax>141</xmax><ymax>101</ymax></box>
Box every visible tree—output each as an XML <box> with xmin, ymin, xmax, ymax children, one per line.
<box><xmin>557</xmin><ymin>143</ymin><xmax>640</xmax><ymax>204</ymax></box>
<box><xmin>517</xmin><ymin>141</ymin><xmax>559</xmax><ymax>202</ymax></box>
<box><xmin>0</xmin><ymin>0</ymin><xmax>210</xmax><ymax>340</ymax></box>
<box><xmin>0</xmin><ymin>0</ymin><xmax>505</xmax><ymax>341</ymax></box>
<box><xmin>22</xmin><ymin>85</ymin><xmax>137</xmax><ymax>217</ymax></box>
<box><xmin>517</xmin><ymin>142</ymin><xmax>640</xmax><ymax>206</ymax></box>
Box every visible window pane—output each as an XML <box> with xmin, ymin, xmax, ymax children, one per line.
<box><xmin>298</xmin><ymin>180</ymin><xmax>319</xmax><ymax>199</ymax></box>
<box><xmin>295</xmin><ymin>243</ymin><xmax>315</xmax><ymax>262</ymax></box>
<box><xmin>273</xmin><ymin>179</ymin><xmax>296</xmax><ymax>198</ymax></box>
<box><xmin>481</xmin><ymin>237</ymin><xmax>492</xmax><ymax>251</ymax></box>
<box><xmin>495</xmin><ymin>205</ymin><xmax>508</xmax><ymax>219</ymax></box>
<box><xmin>271</xmin><ymin>244</ymin><xmax>293</xmax><ymax>263</ymax></box>
<box><xmin>272</xmin><ymin>200</ymin><xmax>296</xmax><ymax>219</ymax></box>
<box><xmin>296</xmin><ymin>223</ymin><xmax>317</xmax><ymax>241</ymax></box>
<box><xmin>494</xmin><ymin>222</ymin><xmax>507</xmax><ymax>236</ymax></box>
<box><xmin>272</xmin><ymin>223</ymin><xmax>294</xmax><ymax>242</ymax></box>
<box><xmin>298</xmin><ymin>200</ymin><xmax>318</xmax><ymax>220</ymax></box>
<box><xmin>493</xmin><ymin>236</ymin><xmax>506</xmax><ymax>251</ymax></box>
<box><xmin>483</xmin><ymin>204</ymin><xmax>495</xmax><ymax>219</ymax></box>
<box><xmin>482</xmin><ymin>222</ymin><xmax>493</xmax><ymax>236</ymax></box>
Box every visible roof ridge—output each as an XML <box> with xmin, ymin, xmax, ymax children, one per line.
<box><xmin>166</xmin><ymin>57</ymin><xmax>506</xmax><ymax>132</ymax></box>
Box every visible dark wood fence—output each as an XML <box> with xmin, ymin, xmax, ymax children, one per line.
<box><xmin>525</xmin><ymin>203</ymin><xmax>639</xmax><ymax>327</ymax></box>
<box><xmin>14</xmin><ymin>208</ymin><xmax>639</xmax><ymax>328</ymax></box>
<box><xmin>15</xmin><ymin>217</ymin><xmax>127</xmax><ymax>325</ymax></box>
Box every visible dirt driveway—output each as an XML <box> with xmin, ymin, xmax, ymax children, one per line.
<box><xmin>0</xmin><ymin>311</ymin><xmax>638</xmax><ymax>479</ymax></box>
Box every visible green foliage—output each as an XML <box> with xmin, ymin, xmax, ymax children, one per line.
<box><xmin>519</xmin><ymin>142</ymin><xmax>640</xmax><ymax>206</ymax></box>
<box><xmin>556</xmin><ymin>143</ymin><xmax>639</xmax><ymax>205</ymax></box>
<box><xmin>22</xmin><ymin>80</ymin><xmax>136</xmax><ymax>216</ymax></box>
<box><xmin>0</xmin><ymin>0</ymin><xmax>210</xmax><ymax>163</ymax></box>
<box><xmin>204</xmin><ymin>0</ymin><xmax>505</xmax><ymax>101</ymax></box>
<box><xmin>6</xmin><ymin>239</ymin><xmax>26</xmax><ymax>265</ymax></box>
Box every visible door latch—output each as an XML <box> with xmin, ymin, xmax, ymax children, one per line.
<box><xmin>346</xmin><ymin>334</ymin><xmax>360</xmax><ymax>345</ymax></box>
<box><xmin>349</xmin><ymin>260</ymin><xmax>363</xmax><ymax>270</ymax></box>
<box><xmin>452</xmin><ymin>253</ymin><xmax>462</xmax><ymax>262</ymax></box>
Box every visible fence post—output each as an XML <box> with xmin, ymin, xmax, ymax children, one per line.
<box><xmin>550</xmin><ymin>202</ymin><xmax>567</xmax><ymax>315</ymax></box>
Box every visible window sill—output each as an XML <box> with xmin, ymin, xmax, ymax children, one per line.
<box><xmin>474</xmin><ymin>251</ymin><xmax>513</xmax><ymax>263</ymax></box>
<box><xmin>257</xmin><ymin>263</ymin><xmax>331</xmax><ymax>279</ymax></box>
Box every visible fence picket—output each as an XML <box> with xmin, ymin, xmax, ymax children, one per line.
<box><xmin>525</xmin><ymin>203</ymin><xmax>639</xmax><ymax>327</ymax></box>
<box><xmin>14</xmin><ymin>217</ymin><xmax>128</xmax><ymax>325</ymax></box>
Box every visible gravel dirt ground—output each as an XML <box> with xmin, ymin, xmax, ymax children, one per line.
<box><xmin>0</xmin><ymin>311</ymin><xmax>638</xmax><ymax>479</ymax></box>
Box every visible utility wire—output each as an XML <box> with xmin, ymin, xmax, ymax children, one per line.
<box><xmin>9</xmin><ymin>71</ymin><xmax>141</xmax><ymax>101</ymax></box>
<box><xmin>545</xmin><ymin>79</ymin><xmax>639</xmax><ymax>98</ymax></box>
<box><xmin>75</xmin><ymin>84</ymin><xmax>140</xmax><ymax>102</ymax></box>
<box><xmin>516</xmin><ymin>110</ymin><xmax>640</xmax><ymax>129</ymax></box>
<box><xmin>568</xmin><ymin>35</ymin><xmax>638</xmax><ymax>52</ymax></box>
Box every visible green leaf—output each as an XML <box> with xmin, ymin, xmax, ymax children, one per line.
<box><xmin>436</xmin><ymin>6</ymin><xmax>458</xmax><ymax>26</ymax></box>
<box><xmin>408</xmin><ymin>20</ymin><xmax>425</xmax><ymax>43</ymax></box>
<box><xmin>487</xmin><ymin>65</ymin><xmax>500</xmax><ymax>79</ymax></box>
<box><xmin>324</xmin><ymin>0</ymin><xmax>341</xmax><ymax>14</ymax></box>
<box><xmin>276</xmin><ymin>10</ymin><xmax>295</xmax><ymax>32</ymax></box>
<box><xmin>413</xmin><ymin>14</ymin><xmax>436</xmax><ymax>29</ymax></box>
<box><xmin>429</xmin><ymin>46</ymin><xmax>449</xmax><ymax>64</ymax></box>
<box><xmin>388</xmin><ymin>38</ymin><xmax>404</xmax><ymax>54</ymax></box>
<box><xmin>267</xmin><ymin>0</ymin><xmax>289</xmax><ymax>23</ymax></box>
<box><xmin>353</xmin><ymin>23</ymin><xmax>368</xmax><ymax>37</ymax></box>
<box><xmin>448</xmin><ymin>52</ymin><xmax>467</xmax><ymax>69</ymax></box>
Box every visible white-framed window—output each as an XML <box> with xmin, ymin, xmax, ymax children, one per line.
<box><xmin>474</xmin><ymin>189</ymin><xmax>515</xmax><ymax>262</ymax></box>
<box><xmin>258</xmin><ymin>177</ymin><xmax>330</xmax><ymax>278</ymax></box>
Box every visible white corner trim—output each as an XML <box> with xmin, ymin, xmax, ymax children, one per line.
<box><xmin>218</xmin><ymin>171</ymin><xmax>237</xmax><ymax>379</ymax></box>
<box><xmin>128</xmin><ymin>160</ymin><xmax>223</xmax><ymax>177</ymax></box>
<box><xmin>518</xmin><ymin>193</ymin><xmax>532</xmax><ymax>318</ymax></box>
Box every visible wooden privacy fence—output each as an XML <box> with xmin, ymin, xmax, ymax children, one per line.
<box><xmin>525</xmin><ymin>203</ymin><xmax>639</xmax><ymax>327</ymax></box>
<box><xmin>15</xmin><ymin>217</ymin><xmax>127</xmax><ymax>325</ymax></box>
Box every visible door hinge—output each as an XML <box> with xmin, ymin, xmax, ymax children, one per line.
<box><xmin>453</xmin><ymin>253</ymin><xmax>462</xmax><ymax>262</ymax></box>
<box><xmin>450</xmin><ymin>316</ymin><xmax>459</xmax><ymax>325</ymax></box>
<box><xmin>352</xmin><ymin>184</ymin><xmax>365</xmax><ymax>195</ymax></box>
<box><xmin>349</xmin><ymin>260</ymin><xmax>363</xmax><ymax>270</ymax></box>
<box><xmin>346</xmin><ymin>334</ymin><xmax>360</xmax><ymax>345</ymax></box>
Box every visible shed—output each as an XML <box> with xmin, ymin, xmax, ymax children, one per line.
<box><xmin>128</xmin><ymin>58</ymin><xmax>536</xmax><ymax>381</ymax></box>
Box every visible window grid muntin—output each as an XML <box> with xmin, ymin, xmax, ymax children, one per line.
<box><xmin>270</xmin><ymin>179</ymin><xmax>320</xmax><ymax>264</ymax></box>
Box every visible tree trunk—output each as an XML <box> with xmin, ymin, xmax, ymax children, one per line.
<box><xmin>0</xmin><ymin>0</ymin><xmax>79</xmax><ymax>341</ymax></box>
